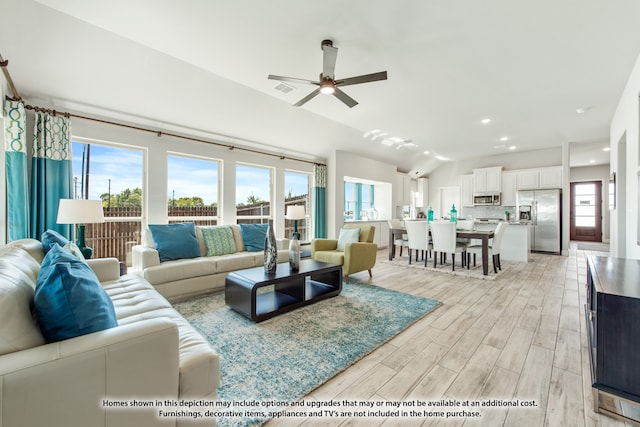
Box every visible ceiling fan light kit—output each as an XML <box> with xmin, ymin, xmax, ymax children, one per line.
<box><xmin>268</xmin><ymin>39</ymin><xmax>387</xmax><ymax>108</ymax></box>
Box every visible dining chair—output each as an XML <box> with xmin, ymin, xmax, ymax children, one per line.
<box><xmin>404</xmin><ymin>220</ymin><xmax>431</xmax><ymax>266</ymax></box>
<box><xmin>430</xmin><ymin>221</ymin><xmax>467</xmax><ymax>271</ymax></box>
<box><xmin>467</xmin><ymin>222</ymin><xmax>509</xmax><ymax>273</ymax></box>
<box><xmin>387</xmin><ymin>218</ymin><xmax>409</xmax><ymax>256</ymax></box>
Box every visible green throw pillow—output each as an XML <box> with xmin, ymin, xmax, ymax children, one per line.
<box><xmin>337</xmin><ymin>227</ymin><xmax>360</xmax><ymax>251</ymax></box>
<box><xmin>202</xmin><ymin>226</ymin><xmax>237</xmax><ymax>256</ymax></box>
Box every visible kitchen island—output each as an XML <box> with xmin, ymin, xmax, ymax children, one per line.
<box><xmin>473</xmin><ymin>221</ymin><xmax>530</xmax><ymax>262</ymax></box>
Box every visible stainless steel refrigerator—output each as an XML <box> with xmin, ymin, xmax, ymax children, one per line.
<box><xmin>517</xmin><ymin>189</ymin><xmax>562</xmax><ymax>254</ymax></box>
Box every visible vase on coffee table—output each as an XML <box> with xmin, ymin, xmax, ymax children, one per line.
<box><xmin>264</xmin><ymin>219</ymin><xmax>277</xmax><ymax>275</ymax></box>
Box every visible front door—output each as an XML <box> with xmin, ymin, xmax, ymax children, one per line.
<box><xmin>570</xmin><ymin>181</ymin><xmax>602</xmax><ymax>242</ymax></box>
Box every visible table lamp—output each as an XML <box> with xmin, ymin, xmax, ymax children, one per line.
<box><xmin>285</xmin><ymin>205</ymin><xmax>305</xmax><ymax>240</ymax></box>
<box><xmin>56</xmin><ymin>199</ymin><xmax>105</xmax><ymax>259</ymax></box>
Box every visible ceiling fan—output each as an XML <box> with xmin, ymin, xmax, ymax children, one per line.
<box><xmin>268</xmin><ymin>39</ymin><xmax>387</xmax><ymax>108</ymax></box>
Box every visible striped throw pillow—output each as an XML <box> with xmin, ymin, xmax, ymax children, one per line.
<box><xmin>201</xmin><ymin>226</ymin><xmax>237</xmax><ymax>256</ymax></box>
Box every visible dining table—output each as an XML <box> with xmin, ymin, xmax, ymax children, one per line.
<box><xmin>388</xmin><ymin>226</ymin><xmax>496</xmax><ymax>276</ymax></box>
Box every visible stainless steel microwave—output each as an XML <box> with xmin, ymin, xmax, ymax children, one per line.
<box><xmin>473</xmin><ymin>193</ymin><xmax>501</xmax><ymax>206</ymax></box>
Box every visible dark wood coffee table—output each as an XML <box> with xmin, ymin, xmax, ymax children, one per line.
<box><xmin>225</xmin><ymin>259</ymin><xmax>342</xmax><ymax>322</ymax></box>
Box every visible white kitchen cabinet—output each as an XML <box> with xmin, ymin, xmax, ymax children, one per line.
<box><xmin>501</xmin><ymin>172</ymin><xmax>518</xmax><ymax>206</ymax></box>
<box><xmin>517</xmin><ymin>170</ymin><xmax>539</xmax><ymax>190</ymax></box>
<box><xmin>515</xmin><ymin>166</ymin><xmax>562</xmax><ymax>190</ymax></box>
<box><xmin>395</xmin><ymin>173</ymin><xmax>412</xmax><ymax>206</ymax></box>
<box><xmin>460</xmin><ymin>174</ymin><xmax>475</xmax><ymax>207</ymax></box>
<box><xmin>473</xmin><ymin>167</ymin><xmax>502</xmax><ymax>193</ymax></box>
<box><xmin>538</xmin><ymin>166</ymin><xmax>562</xmax><ymax>188</ymax></box>
<box><xmin>415</xmin><ymin>178</ymin><xmax>429</xmax><ymax>208</ymax></box>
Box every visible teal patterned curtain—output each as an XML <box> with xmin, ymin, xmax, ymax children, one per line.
<box><xmin>30</xmin><ymin>112</ymin><xmax>73</xmax><ymax>239</ymax></box>
<box><xmin>313</xmin><ymin>164</ymin><xmax>326</xmax><ymax>238</ymax></box>
<box><xmin>3</xmin><ymin>99</ymin><xmax>29</xmax><ymax>240</ymax></box>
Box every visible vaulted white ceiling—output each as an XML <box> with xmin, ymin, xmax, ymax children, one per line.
<box><xmin>4</xmin><ymin>0</ymin><xmax>639</xmax><ymax>174</ymax></box>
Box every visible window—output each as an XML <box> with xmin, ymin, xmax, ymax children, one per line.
<box><xmin>284</xmin><ymin>171</ymin><xmax>311</xmax><ymax>241</ymax></box>
<box><xmin>72</xmin><ymin>140</ymin><xmax>144</xmax><ymax>264</ymax></box>
<box><xmin>574</xmin><ymin>183</ymin><xmax>597</xmax><ymax>227</ymax></box>
<box><xmin>167</xmin><ymin>153</ymin><xmax>219</xmax><ymax>225</ymax></box>
<box><xmin>236</xmin><ymin>164</ymin><xmax>272</xmax><ymax>224</ymax></box>
<box><xmin>344</xmin><ymin>181</ymin><xmax>375</xmax><ymax>220</ymax></box>
<box><xmin>344</xmin><ymin>182</ymin><xmax>356</xmax><ymax>220</ymax></box>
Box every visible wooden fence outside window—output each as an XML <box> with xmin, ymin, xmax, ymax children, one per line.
<box><xmin>85</xmin><ymin>196</ymin><xmax>309</xmax><ymax>264</ymax></box>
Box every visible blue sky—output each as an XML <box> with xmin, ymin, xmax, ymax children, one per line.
<box><xmin>72</xmin><ymin>142</ymin><xmax>309</xmax><ymax>205</ymax></box>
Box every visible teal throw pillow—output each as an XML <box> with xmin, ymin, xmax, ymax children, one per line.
<box><xmin>34</xmin><ymin>244</ymin><xmax>117</xmax><ymax>342</ymax></box>
<box><xmin>148</xmin><ymin>222</ymin><xmax>201</xmax><ymax>262</ymax></box>
<box><xmin>41</xmin><ymin>229</ymin><xmax>69</xmax><ymax>253</ymax></box>
<box><xmin>202</xmin><ymin>226</ymin><xmax>237</xmax><ymax>256</ymax></box>
<box><xmin>337</xmin><ymin>227</ymin><xmax>360</xmax><ymax>251</ymax></box>
<box><xmin>239</xmin><ymin>223</ymin><xmax>268</xmax><ymax>252</ymax></box>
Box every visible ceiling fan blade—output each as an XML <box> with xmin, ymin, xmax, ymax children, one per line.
<box><xmin>322</xmin><ymin>44</ymin><xmax>338</xmax><ymax>79</ymax></box>
<box><xmin>268</xmin><ymin>74</ymin><xmax>318</xmax><ymax>86</ymax></box>
<box><xmin>333</xmin><ymin>88</ymin><xmax>358</xmax><ymax>108</ymax></box>
<box><xmin>336</xmin><ymin>71</ymin><xmax>388</xmax><ymax>87</ymax></box>
<box><xmin>293</xmin><ymin>88</ymin><xmax>321</xmax><ymax>107</ymax></box>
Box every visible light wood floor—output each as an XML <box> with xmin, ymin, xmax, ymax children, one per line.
<box><xmin>266</xmin><ymin>243</ymin><xmax>631</xmax><ymax>427</ymax></box>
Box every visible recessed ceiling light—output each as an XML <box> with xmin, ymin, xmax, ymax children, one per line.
<box><xmin>423</xmin><ymin>150</ymin><xmax>430</xmax><ymax>155</ymax></box>
<box><xmin>500</xmin><ymin>136</ymin><xmax>509</xmax><ymax>142</ymax></box>
<box><xmin>481</xmin><ymin>118</ymin><xmax>492</xmax><ymax>124</ymax></box>
<box><xmin>589</xmin><ymin>159</ymin><xmax>596</xmax><ymax>163</ymax></box>
<box><xmin>435</xmin><ymin>155</ymin><xmax>450</xmax><ymax>161</ymax></box>
<box><xmin>602</xmin><ymin>147</ymin><xmax>611</xmax><ymax>152</ymax></box>
<box><xmin>508</xmin><ymin>146</ymin><xmax>516</xmax><ymax>150</ymax></box>
<box><xmin>576</xmin><ymin>106</ymin><xmax>591</xmax><ymax>114</ymax></box>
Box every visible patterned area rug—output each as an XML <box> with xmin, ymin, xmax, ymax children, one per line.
<box><xmin>173</xmin><ymin>283</ymin><xmax>440</xmax><ymax>427</ymax></box>
<box><xmin>382</xmin><ymin>255</ymin><xmax>508</xmax><ymax>280</ymax></box>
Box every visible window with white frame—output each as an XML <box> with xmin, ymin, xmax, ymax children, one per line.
<box><xmin>71</xmin><ymin>140</ymin><xmax>144</xmax><ymax>264</ymax></box>
<box><xmin>236</xmin><ymin>163</ymin><xmax>272</xmax><ymax>224</ymax></box>
<box><xmin>167</xmin><ymin>153</ymin><xmax>220</xmax><ymax>225</ymax></box>
<box><xmin>284</xmin><ymin>170</ymin><xmax>311</xmax><ymax>241</ymax></box>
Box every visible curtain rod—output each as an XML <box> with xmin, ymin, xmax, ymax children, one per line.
<box><xmin>1</xmin><ymin>52</ymin><xmax>325</xmax><ymax>167</ymax></box>
<box><xmin>5</xmin><ymin>96</ymin><xmax>324</xmax><ymax>167</ymax></box>
<box><xmin>0</xmin><ymin>53</ymin><xmax>21</xmax><ymax>101</ymax></box>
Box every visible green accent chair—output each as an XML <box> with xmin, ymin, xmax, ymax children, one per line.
<box><xmin>311</xmin><ymin>224</ymin><xmax>378</xmax><ymax>283</ymax></box>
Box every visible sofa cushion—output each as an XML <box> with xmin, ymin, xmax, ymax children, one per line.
<box><xmin>143</xmin><ymin>256</ymin><xmax>219</xmax><ymax>285</ymax></box>
<box><xmin>230</xmin><ymin>225</ymin><xmax>246</xmax><ymax>251</ymax></box>
<box><xmin>201</xmin><ymin>226</ymin><xmax>237</xmax><ymax>256</ymax></box>
<box><xmin>337</xmin><ymin>227</ymin><xmax>360</xmax><ymax>251</ymax></box>
<box><xmin>62</xmin><ymin>241</ymin><xmax>86</xmax><ymax>260</ymax></box>
<box><xmin>149</xmin><ymin>222</ymin><xmax>201</xmax><ymax>262</ymax></box>
<box><xmin>239</xmin><ymin>223</ymin><xmax>268</xmax><ymax>252</ymax></box>
<box><xmin>0</xmin><ymin>246</ymin><xmax>46</xmax><ymax>355</ymax></box>
<box><xmin>34</xmin><ymin>244</ymin><xmax>118</xmax><ymax>342</ymax></box>
<box><xmin>41</xmin><ymin>229</ymin><xmax>69</xmax><ymax>253</ymax></box>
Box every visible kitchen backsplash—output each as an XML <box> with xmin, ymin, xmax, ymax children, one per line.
<box><xmin>461</xmin><ymin>205</ymin><xmax>516</xmax><ymax>220</ymax></box>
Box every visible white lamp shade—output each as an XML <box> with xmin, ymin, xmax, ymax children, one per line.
<box><xmin>285</xmin><ymin>205</ymin><xmax>306</xmax><ymax>220</ymax></box>
<box><xmin>57</xmin><ymin>199</ymin><xmax>105</xmax><ymax>224</ymax></box>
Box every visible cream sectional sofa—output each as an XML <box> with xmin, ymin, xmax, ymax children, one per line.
<box><xmin>0</xmin><ymin>238</ymin><xmax>219</xmax><ymax>427</ymax></box>
<box><xmin>132</xmin><ymin>224</ymin><xmax>289</xmax><ymax>300</ymax></box>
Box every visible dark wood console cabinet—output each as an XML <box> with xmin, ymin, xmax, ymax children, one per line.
<box><xmin>586</xmin><ymin>256</ymin><xmax>640</xmax><ymax>424</ymax></box>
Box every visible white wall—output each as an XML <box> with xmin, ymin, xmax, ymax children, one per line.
<box><xmin>328</xmin><ymin>150</ymin><xmax>396</xmax><ymax>239</ymax></box>
<box><xmin>610</xmin><ymin>52</ymin><xmax>640</xmax><ymax>259</ymax></box>
<box><xmin>570</xmin><ymin>164</ymin><xmax>611</xmax><ymax>242</ymax></box>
